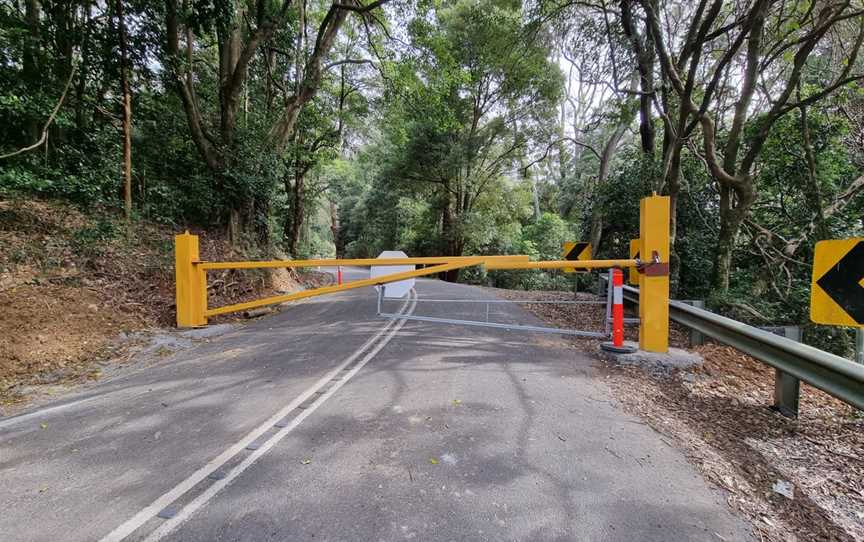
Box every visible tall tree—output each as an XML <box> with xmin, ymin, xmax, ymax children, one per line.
<box><xmin>163</xmin><ymin>0</ymin><xmax>388</xmax><ymax>242</ymax></box>
<box><xmin>641</xmin><ymin>0</ymin><xmax>864</xmax><ymax>291</ymax></box>
<box><xmin>116</xmin><ymin>0</ymin><xmax>133</xmax><ymax>220</ymax></box>
<box><xmin>381</xmin><ymin>0</ymin><xmax>561</xmax><ymax>277</ymax></box>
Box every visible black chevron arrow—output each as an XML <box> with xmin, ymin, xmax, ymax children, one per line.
<box><xmin>566</xmin><ymin>242</ymin><xmax>589</xmax><ymax>261</ymax></box>
<box><xmin>816</xmin><ymin>240</ymin><xmax>864</xmax><ymax>324</ymax></box>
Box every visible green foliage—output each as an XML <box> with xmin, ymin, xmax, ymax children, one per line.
<box><xmin>1</xmin><ymin>0</ymin><xmax>863</xmax><ymax>361</ymax></box>
<box><xmin>588</xmin><ymin>149</ymin><xmax>657</xmax><ymax>259</ymax></box>
<box><xmin>71</xmin><ymin>216</ymin><xmax>118</xmax><ymax>258</ymax></box>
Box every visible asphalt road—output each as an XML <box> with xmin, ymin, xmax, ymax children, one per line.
<box><xmin>0</xmin><ymin>269</ymin><xmax>751</xmax><ymax>541</ymax></box>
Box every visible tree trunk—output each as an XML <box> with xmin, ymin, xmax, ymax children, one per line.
<box><xmin>588</xmin><ymin>211</ymin><xmax>603</xmax><ymax>256</ymax></box>
<box><xmin>664</xmin><ymin>141</ymin><xmax>682</xmax><ymax>294</ymax></box>
<box><xmin>621</xmin><ymin>0</ymin><xmax>656</xmax><ymax>156</ymax></box>
<box><xmin>588</xmin><ymin>101</ymin><xmax>632</xmax><ymax>254</ymax></box>
<box><xmin>284</xmin><ymin>170</ymin><xmax>306</xmax><ymax>258</ymax></box>
<box><xmin>712</xmin><ymin>182</ymin><xmax>755</xmax><ymax>291</ymax></box>
<box><xmin>116</xmin><ymin>0</ymin><xmax>133</xmax><ymax>220</ymax></box>
<box><xmin>330</xmin><ymin>200</ymin><xmax>342</xmax><ymax>258</ymax></box>
<box><xmin>268</xmin><ymin>5</ymin><xmax>351</xmax><ymax>149</ymax></box>
<box><xmin>254</xmin><ymin>194</ymin><xmax>270</xmax><ymax>249</ymax></box>
<box><xmin>75</xmin><ymin>3</ymin><xmax>92</xmax><ymax>133</ymax></box>
<box><xmin>23</xmin><ymin>0</ymin><xmax>42</xmax><ymax>143</ymax></box>
<box><xmin>799</xmin><ymin>102</ymin><xmax>828</xmax><ymax>241</ymax></box>
<box><xmin>440</xmin><ymin>193</ymin><xmax>463</xmax><ymax>282</ymax></box>
<box><xmin>218</xmin><ymin>22</ymin><xmax>242</xmax><ymax>147</ymax></box>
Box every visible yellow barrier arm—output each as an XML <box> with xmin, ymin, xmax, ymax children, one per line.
<box><xmin>199</xmin><ymin>255</ymin><xmax>528</xmax><ymax>270</ymax></box>
<box><xmin>485</xmin><ymin>258</ymin><xmax>639</xmax><ymax>270</ymax></box>
<box><xmin>205</xmin><ymin>259</ymin><xmax>483</xmax><ymax>318</ymax></box>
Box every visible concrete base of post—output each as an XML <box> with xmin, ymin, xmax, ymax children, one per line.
<box><xmin>600</xmin><ymin>341</ymin><xmax>703</xmax><ymax>372</ymax></box>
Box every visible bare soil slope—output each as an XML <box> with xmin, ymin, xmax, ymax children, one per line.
<box><xmin>0</xmin><ymin>198</ymin><xmax>310</xmax><ymax>408</ymax></box>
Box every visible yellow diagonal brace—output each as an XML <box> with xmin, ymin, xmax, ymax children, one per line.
<box><xmin>485</xmin><ymin>258</ymin><xmax>639</xmax><ymax>270</ymax></box>
<box><xmin>199</xmin><ymin>255</ymin><xmax>528</xmax><ymax>270</ymax></box>
<box><xmin>205</xmin><ymin>259</ymin><xmax>482</xmax><ymax>317</ymax></box>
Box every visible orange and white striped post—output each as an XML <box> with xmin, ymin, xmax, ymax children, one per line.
<box><xmin>602</xmin><ymin>267</ymin><xmax>636</xmax><ymax>353</ymax></box>
<box><xmin>612</xmin><ymin>268</ymin><xmax>625</xmax><ymax>346</ymax></box>
<box><xmin>337</xmin><ymin>266</ymin><xmax>343</xmax><ymax>286</ymax></box>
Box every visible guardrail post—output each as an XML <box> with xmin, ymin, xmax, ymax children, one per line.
<box><xmin>856</xmin><ymin>328</ymin><xmax>864</xmax><ymax>365</ymax></box>
<box><xmin>638</xmin><ymin>194</ymin><xmax>670</xmax><ymax>353</ymax></box>
<box><xmin>772</xmin><ymin>326</ymin><xmax>801</xmax><ymax>418</ymax></box>
<box><xmin>596</xmin><ymin>274</ymin><xmax>606</xmax><ymax>296</ymax></box>
<box><xmin>681</xmin><ymin>300</ymin><xmax>705</xmax><ymax>346</ymax></box>
<box><xmin>175</xmin><ymin>231</ymin><xmax>207</xmax><ymax>328</ymax></box>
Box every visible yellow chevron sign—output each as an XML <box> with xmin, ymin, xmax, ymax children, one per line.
<box><xmin>810</xmin><ymin>238</ymin><xmax>864</xmax><ymax>327</ymax></box>
<box><xmin>562</xmin><ymin>242</ymin><xmax>592</xmax><ymax>274</ymax></box>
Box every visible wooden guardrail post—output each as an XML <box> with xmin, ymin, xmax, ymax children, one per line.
<box><xmin>175</xmin><ymin>231</ymin><xmax>207</xmax><ymax>328</ymax></box>
<box><xmin>638</xmin><ymin>194</ymin><xmax>670</xmax><ymax>353</ymax></box>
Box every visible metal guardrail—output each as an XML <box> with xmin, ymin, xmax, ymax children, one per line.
<box><xmin>612</xmin><ymin>280</ymin><xmax>864</xmax><ymax>413</ymax></box>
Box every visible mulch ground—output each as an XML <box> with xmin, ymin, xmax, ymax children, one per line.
<box><xmin>484</xmin><ymin>286</ymin><xmax>864</xmax><ymax>542</ymax></box>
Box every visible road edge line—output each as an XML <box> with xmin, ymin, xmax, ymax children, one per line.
<box><xmin>99</xmin><ymin>292</ymin><xmax>415</xmax><ymax>542</ymax></box>
<box><xmin>142</xmin><ymin>291</ymin><xmax>417</xmax><ymax>541</ymax></box>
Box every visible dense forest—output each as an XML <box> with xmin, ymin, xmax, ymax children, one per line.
<box><xmin>1</xmin><ymin>0</ymin><xmax>862</xmax><ymax>352</ymax></box>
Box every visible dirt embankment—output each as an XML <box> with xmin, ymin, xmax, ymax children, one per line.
<box><xmin>490</xmin><ymin>287</ymin><xmax>864</xmax><ymax>542</ymax></box>
<box><xmin>0</xmin><ymin>198</ymin><xmax>320</xmax><ymax>409</ymax></box>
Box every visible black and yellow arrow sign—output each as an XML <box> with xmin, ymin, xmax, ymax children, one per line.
<box><xmin>562</xmin><ymin>242</ymin><xmax>591</xmax><ymax>274</ymax></box>
<box><xmin>810</xmin><ymin>238</ymin><xmax>864</xmax><ymax>327</ymax></box>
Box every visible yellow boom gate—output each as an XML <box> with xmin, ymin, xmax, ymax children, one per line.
<box><xmin>175</xmin><ymin>194</ymin><xmax>670</xmax><ymax>353</ymax></box>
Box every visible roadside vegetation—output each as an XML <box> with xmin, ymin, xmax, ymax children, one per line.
<box><xmin>3</xmin><ymin>0</ymin><xmax>862</xmax><ymax>356</ymax></box>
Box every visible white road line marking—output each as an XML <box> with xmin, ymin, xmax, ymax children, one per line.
<box><xmin>99</xmin><ymin>292</ymin><xmax>415</xmax><ymax>542</ymax></box>
<box><xmin>143</xmin><ymin>293</ymin><xmax>417</xmax><ymax>541</ymax></box>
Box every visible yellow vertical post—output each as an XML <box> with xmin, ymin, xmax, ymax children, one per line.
<box><xmin>638</xmin><ymin>194</ymin><xmax>670</xmax><ymax>352</ymax></box>
<box><xmin>175</xmin><ymin>231</ymin><xmax>207</xmax><ymax>327</ymax></box>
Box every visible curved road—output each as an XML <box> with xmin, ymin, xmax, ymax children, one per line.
<box><xmin>0</xmin><ymin>269</ymin><xmax>751</xmax><ymax>541</ymax></box>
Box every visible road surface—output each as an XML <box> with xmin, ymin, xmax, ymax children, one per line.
<box><xmin>0</xmin><ymin>269</ymin><xmax>751</xmax><ymax>541</ymax></box>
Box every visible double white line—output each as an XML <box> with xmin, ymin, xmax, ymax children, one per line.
<box><xmin>102</xmin><ymin>291</ymin><xmax>417</xmax><ymax>542</ymax></box>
